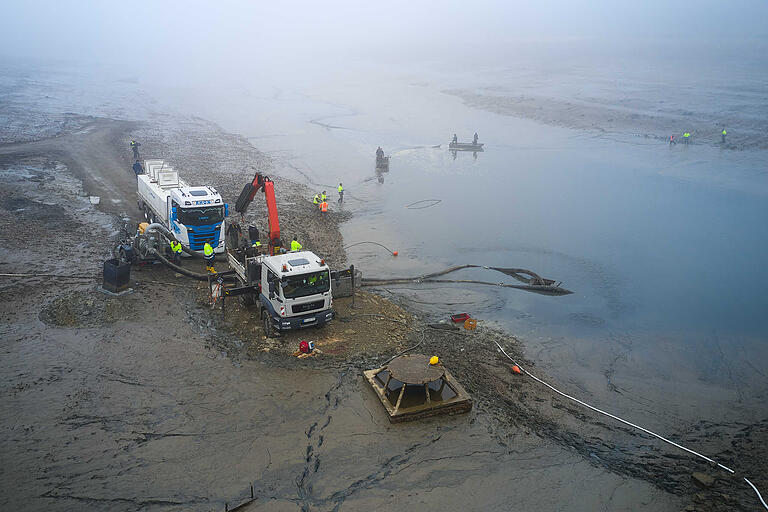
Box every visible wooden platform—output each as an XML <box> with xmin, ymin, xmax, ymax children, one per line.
<box><xmin>364</xmin><ymin>354</ymin><xmax>472</xmax><ymax>423</ymax></box>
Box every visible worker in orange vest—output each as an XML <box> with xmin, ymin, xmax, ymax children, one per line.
<box><xmin>320</xmin><ymin>201</ymin><xmax>328</xmax><ymax>213</ymax></box>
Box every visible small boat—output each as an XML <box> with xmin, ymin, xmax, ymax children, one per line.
<box><xmin>449</xmin><ymin>141</ymin><xmax>484</xmax><ymax>152</ymax></box>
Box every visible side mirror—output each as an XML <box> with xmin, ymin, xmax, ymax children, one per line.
<box><xmin>224</xmin><ymin>203</ymin><xmax>229</xmax><ymax>217</ymax></box>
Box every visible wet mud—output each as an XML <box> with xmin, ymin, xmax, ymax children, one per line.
<box><xmin>444</xmin><ymin>89</ymin><xmax>768</xmax><ymax>150</ymax></box>
<box><xmin>39</xmin><ymin>291</ymin><xmax>126</xmax><ymax>328</ymax></box>
<box><xmin>0</xmin><ymin>98</ymin><xmax>764</xmax><ymax>511</ymax></box>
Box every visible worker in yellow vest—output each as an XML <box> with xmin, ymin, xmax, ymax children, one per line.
<box><xmin>321</xmin><ymin>190</ymin><xmax>327</xmax><ymax>202</ymax></box>
<box><xmin>169</xmin><ymin>240</ymin><xmax>183</xmax><ymax>265</ymax></box>
<box><xmin>291</xmin><ymin>236</ymin><xmax>302</xmax><ymax>252</ymax></box>
<box><xmin>313</xmin><ymin>193</ymin><xmax>320</xmax><ymax>205</ymax></box>
<box><xmin>130</xmin><ymin>140</ymin><xmax>141</xmax><ymax>160</ymax></box>
<box><xmin>683</xmin><ymin>132</ymin><xmax>690</xmax><ymax>144</ymax></box>
<box><xmin>338</xmin><ymin>182</ymin><xmax>343</xmax><ymax>202</ymax></box>
<box><xmin>203</xmin><ymin>242</ymin><xmax>215</xmax><ymax>272</ymax></box>
<box><xmin>721</xmin><ymin>128</ymin><xmax>727</xmax><ymax>143</ymax></box>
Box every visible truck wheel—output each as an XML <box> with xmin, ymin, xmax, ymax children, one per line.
<box><xmin>262</xmin><ymin>310</ymin><xmax>274</xmax><ymax>338</ymax></box>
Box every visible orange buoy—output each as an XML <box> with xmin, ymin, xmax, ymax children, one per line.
<box><xmin>512</xmin><ymin>365</ymin><xmax>522</xmax><ymax>375</ymax></box>
<box><xmin>392</xmin><ymin>251</ymin><xmax>398</xmax><ymax>256</ymax></box>
<box><xmin>463</xmin><ymin>318</ymin><xmax>477</xmax><ymax>330</ymax></box>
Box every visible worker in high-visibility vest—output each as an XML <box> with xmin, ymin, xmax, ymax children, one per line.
<box><xmin>338</xmin><ymin>182</ymin><xmax>343</xmax><ymax>202</ymax></box>
<box><xmin>169</xmin><ymin>240</ymin><xmax>183</xmax><ymax>265</ymax></box>
<box><xmin>721</xmin><ymin>128</ymin><xmax>727</xmax><ymax>143</ymax></box>
<box><xmin>320</xmin><ymin>201</ymin><xmax>328</xmax><ymax>213</ymax></box>
<box><xmin>203</xmin><ymin>242</ymin><xmax>215</xmax><ymax>272</ymax></box>
<box><xmin>313</xmin><ymin>193</ymin><xmax>320</xmax><ymax>205</ymax></box>
<box><xmin>683</xmin><ymin>132</ymin><xmax>690</xmax><ymax>144</ymax></box>
<box><xmin>321</xmin><ymin>191</ymin><xmax>327</xmax><ymax>202</ymax></box>
<box><xmin>130</xmin><ymin>140</ymin><xmax>141</xmax><ymax>160</ymax></box>
<box><xmin>291</xmin><ymin>236</ymin><xmax>302</xmax><ymax>252</ymax></box>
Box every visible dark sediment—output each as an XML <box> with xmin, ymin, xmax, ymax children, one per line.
<box><xmin>0</xmin><ymin>107</ymin><xmax>764</xmax><ymax>511</ymax></box>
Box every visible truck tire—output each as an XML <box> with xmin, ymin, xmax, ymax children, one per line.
<box><xmin>261</xmin><ymin>310</ymin><xmax>274</xmax><ymax>338</ymax></box>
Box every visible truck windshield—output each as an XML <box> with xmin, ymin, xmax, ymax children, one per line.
<box><xmin>177</xmin><ymin>206</ymin><xmax>224</xmax><ymax>226</ymax></box>
<box><xmin>282</xmin><ymin>270</ymin><xmax>330</xmax><ymax>299</ymax></box>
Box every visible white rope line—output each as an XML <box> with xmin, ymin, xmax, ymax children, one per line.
<box><xmin>493</xmin><ymin>340</ymin><xmax>767</xmax><ymax>510</ymax></box>
<box><xmin>746</xmin><ymin>478</ymin><xmax>768</xmax><ymax>509</ymax></box>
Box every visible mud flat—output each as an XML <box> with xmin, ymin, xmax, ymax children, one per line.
<box><xmin>0</xmin><ymin>98</ymin><xmax>764</xmax><ymax>511</ymax></box>
<box><xmin>444</xmin><ymin>88</ymin><xmax>768</xmax><ymax>150</ymax></box>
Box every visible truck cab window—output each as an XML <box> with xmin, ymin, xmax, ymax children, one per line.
<box><xmin>282</xmin><ymin>270</ymin><xmax>330</xmax><ymax>299</ymax></box>
<box><xmin>266</xmin><ymin>269</ymin><xmax>279</xmax><ymax>296</ymax></box>
<box><xmin>177</xmin><ymin>205</ymin><xmax>224</xmax><ymax>226</ymax></box>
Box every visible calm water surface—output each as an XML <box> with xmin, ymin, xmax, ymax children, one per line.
<box><xmin>156</xmin><ymin>50</ymin><xmax>768</xmax><ymax>426</ymax></box>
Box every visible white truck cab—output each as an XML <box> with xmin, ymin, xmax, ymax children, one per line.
<box><xmin>137</xmin><ymin>159</ymin><xmax>227</xmax><ymax>253</ymax></box>
<box><xmin>227</xmin><ymin>247</ymin><xmax>334</xmax><ymax>335</ymax></box>
<box><xmin>261</xmin><ymin>251</ymin><xmax>334</xmax><ymax>331</ymax></box>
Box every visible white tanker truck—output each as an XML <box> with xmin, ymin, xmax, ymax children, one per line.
<box><xmin>136</xmin><ymin>159</ymin><xmax>227</xmax><ymax>254</ymax></box>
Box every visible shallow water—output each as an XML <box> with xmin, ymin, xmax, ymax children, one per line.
<box><xmin>3</xmin><ymin>49</ymin><xmax>766</xmax><ymax>508</ymax></box>
<box><xmin>150</xmin><ymin>48</ymin><xmax>768</xmax><ymax>431</ymax></box>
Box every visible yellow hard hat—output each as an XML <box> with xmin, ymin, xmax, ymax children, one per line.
<box><xmin>429</xmin><ymin>356</ymin><xmax>439</xmax><ymax>365</ymax></box>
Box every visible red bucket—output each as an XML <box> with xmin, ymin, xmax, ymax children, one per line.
<box><xmin>451</xmin><ymin>313</ymin><xmax>470</xmax><ymax>323</ymax></box>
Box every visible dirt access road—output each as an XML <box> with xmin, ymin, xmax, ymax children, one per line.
<box><xmin>0</xmin><ymin>115</ymin><xmax>761</xmax><ymax>511</ymax></box>
<box><xmin>0</xmin><ymin>117</ymin><xmax>142</xmax><ymax>218</ymax></box>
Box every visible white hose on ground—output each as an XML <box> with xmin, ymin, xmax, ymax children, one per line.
<box><xmin>493</xmin><ymin>340</ymin><xmax>768</xmax><ymax>510</ymax></box>
<box><xmin>745</xmin><ymin>478</ymin><xmax>768</xmax><ymax>509</ymax></box>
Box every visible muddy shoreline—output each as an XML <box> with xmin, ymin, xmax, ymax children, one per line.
<box><xmin>1</xmin><ymin>113</ymin><xmax>764</xmax><ymax>511</ymax></box>
<box><xmin>444</xmin><ymin>88</ymin><xmax>768</xmax><ymax>151</ymax></box>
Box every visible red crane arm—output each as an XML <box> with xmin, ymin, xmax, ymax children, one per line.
<box><xmin>261</xmin><ymin>179</ymin><xmax>281</xmax><ymax>250</ymax></box>
<box><xmin>235</xmin><ymin>172</ymin><xmax>282</xmax><ymax>254</ymax></box>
